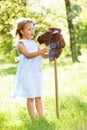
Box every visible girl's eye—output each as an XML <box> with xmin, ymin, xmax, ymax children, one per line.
<box><xmin>28</xmin><ymin>28</ymin><xmax>34</xmax><ymax>31</ymax></box>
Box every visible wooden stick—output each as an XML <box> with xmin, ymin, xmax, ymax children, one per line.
<box><xmin>54</xmin><ymin>58</ymin><xmax>59</xmax><ymax>117</ymax></box>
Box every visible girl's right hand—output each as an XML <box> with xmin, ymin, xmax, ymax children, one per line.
<box><xmin>40</xmin><ymin>46</ymin><xmax>51</xmax><ymax>55</ymax></box>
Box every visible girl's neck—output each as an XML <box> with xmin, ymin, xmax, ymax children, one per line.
<box><xmin>21</xmin><ymin>36</ymin><xmax>31</xmax><ymax>40</ymax></box>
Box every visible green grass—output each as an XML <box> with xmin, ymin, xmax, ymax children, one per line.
<box><xmin>0</xmin><ymin>53</ymin><xmax>87</xmax><ymax>130</ymax></box>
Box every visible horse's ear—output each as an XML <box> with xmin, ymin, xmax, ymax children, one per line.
<box><xmin>52</xmin><ymin>30</ymin><xmax>59</xmax><ymax>35</ymax></box>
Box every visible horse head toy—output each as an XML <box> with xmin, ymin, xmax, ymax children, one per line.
<box><xmin>37</xmin><ymin>27</ymin><xmax>65</xmax><ymax>61</ymax></box>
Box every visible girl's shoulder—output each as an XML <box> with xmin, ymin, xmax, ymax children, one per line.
<box><xmin>19</xmin><ymin>39</ymin><xmax>35</xmax><ymax>44</ymax></box>
<box><xmin>18</xmin><ymin>39</ymin><xmax>38</xmax><ymax>48</ymax></box>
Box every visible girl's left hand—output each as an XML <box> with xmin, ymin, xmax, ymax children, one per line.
<box><xmin>46</xmin><ymin>45</ymin><xmax>51</xmax><ymax>53</ymax></box>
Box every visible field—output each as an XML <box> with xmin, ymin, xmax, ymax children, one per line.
<box><xmin>0</xmin><ymin>51</ymin><xmax>87</xmax><ymax>130</ymax></box>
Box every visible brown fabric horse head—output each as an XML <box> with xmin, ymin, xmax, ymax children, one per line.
<box><xmin>37</xmin><ymin>27</ymin><xmax>65</xmax><ymax>61</ymax></box>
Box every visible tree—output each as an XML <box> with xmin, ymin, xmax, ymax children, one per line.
<box><xmin>64</xmin><ymin>0</ymin><xmax>81</xmax><ymax>62</ymax></box>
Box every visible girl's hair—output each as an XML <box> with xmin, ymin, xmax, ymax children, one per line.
<box><xmin>15</xmin><ymin>19</ymin><xmax>33</xmax><ymax>39</ymax></box>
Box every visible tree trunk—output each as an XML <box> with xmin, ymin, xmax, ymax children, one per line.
<box><xmin>64</xmin><ymin>0</ymin><xmax>79</xmax><ymax>62</ymax></box>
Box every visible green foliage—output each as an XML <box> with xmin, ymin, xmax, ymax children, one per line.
<box><xmin>68</xmin><ymin>4</ymin><xmax>82</xmax><ymax>20</ymax></box>
<box><xmin>71</xmin><ymin>0</ymin><xmax>87</xmax><ymax>45</ymax></box>
<box><xmin>0</xmin><ymin>0</ymin><xmax>27</xmax><ymax>62</ymax></box>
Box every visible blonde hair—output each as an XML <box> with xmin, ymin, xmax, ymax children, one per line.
<box><xmin>15</xmin><ymin>18</ymin><xmax>33</xmax><ymax>39</ymax></box>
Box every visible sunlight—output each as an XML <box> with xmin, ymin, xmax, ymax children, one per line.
<box><xmin>41</xmin><ymin>0</ymin><xmax>58</xmax><ymax>8</ymax></box>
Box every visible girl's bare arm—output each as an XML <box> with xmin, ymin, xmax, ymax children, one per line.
<box><xmin>18</xmin><ymin>42</ymin><xmax>50</xmax><ymax>58</ymax></box>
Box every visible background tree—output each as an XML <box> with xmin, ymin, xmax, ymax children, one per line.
<box><xmin>64</xmin><ymin>0</ymin><xmax>82</xmax><ymax>62</ymax></box>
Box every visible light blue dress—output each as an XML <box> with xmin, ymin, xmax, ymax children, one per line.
<box><xmin>11</xmin><ymin>40</ymin><xmax>42</xmax><ymax>99</ymax></box>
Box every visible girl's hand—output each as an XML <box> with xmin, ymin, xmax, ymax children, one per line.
<box><xmin>39</xmin><ymin>46</ymin><xmax>51</xmax><ymax>58</ymax></box>
<box><xmin>40</xmin><ymin>46</ymin><xmax>51</xmax><ymax>55</ymax></box>
<box><xmin>46</xmin><ymin>46</ymin><xmax>51</xmax><ymax>53</ymax></box>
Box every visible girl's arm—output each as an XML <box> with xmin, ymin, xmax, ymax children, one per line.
<box><xmin>18</xmin><ymin>42</ymin><xmax>50</xmax><ymax>58</ymax></box>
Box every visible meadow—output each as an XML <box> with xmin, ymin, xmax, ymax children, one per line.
<box><xmin>0</xmin><ymin>50</ymin><xmax>87</xmax><ymax>130</ymax></box>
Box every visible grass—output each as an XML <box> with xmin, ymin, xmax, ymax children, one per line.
<box><xmin>0</xmin><ymin>53</ymin><xmax>87</xmax><ymax>130</ymax></box>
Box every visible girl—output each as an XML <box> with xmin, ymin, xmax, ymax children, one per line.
<box><xmin>11</xmin><ymin>18</ymin><xmax>50</xmax><ymax>119</ymax></box>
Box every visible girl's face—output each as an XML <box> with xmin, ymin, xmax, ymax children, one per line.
<box><xmin>21</xmin><ymin>22</ymin><xmax>34</xmax><ymax>40</ymax></box>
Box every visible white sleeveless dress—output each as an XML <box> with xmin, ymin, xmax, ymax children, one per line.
<box><xmin>11</xmin><ymin>40</ymin><xmax>42</xmax><ymax>99</ymax></box>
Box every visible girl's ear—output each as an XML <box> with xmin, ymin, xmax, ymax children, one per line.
<box><xmin>20</xmin><ymin>30</ymin><xmax>23</xmax><ymax>35</ymax></box>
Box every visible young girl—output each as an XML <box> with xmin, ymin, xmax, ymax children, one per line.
<box><xmin>11</xmin><ymin>18</ymin><xmax>50</xmax><ymax>119</ymax></box>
